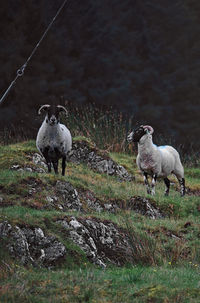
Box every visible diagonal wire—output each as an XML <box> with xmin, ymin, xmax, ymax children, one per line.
<box><xmin>0</xmin><ymin>0</ymin><xmax>69</xmax><ymax>106</ymax></box>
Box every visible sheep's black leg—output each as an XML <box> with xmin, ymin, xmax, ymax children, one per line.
<box><xmin>143</xmin><ymin>172</ymin><xmax>151</xmax><ymax>194</ymax></box>
<box><xmin>62</xmin><ymin>156</ymin><xmax>66</xmax><ymax>176</ymax></box>
<box><xmin>179</xmin><ymin>178</ymin><xmax>185</xmax><ymax>197</ymax></box>
<box><xmin>42</xmin><ymin>148</ymin><xmax>51</xmax><ymax>173</ymax></box>
<box><xmin>164</xmin><ymin>178</ymin><xmax>170</xmax><ymax>196</ymax></box>
<box><xmin>52</xmin><ymin>161</ymin><xmax>59</xmax><ymax>174</ymax></box>
<box><xmin>151</xmin><ymin>174</ymin><xmax>157</xmax><ymax>195</ymax></box>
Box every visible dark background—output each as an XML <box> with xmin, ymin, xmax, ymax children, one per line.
<box><xmin>0</xmin><ymin>0</ymin><xmax>199</xmax><ymax>150</ymax></box>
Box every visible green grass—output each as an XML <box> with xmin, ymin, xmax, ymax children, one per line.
<box><xmin>0</xmin><ymin>139</ymin><xmax>200</xmax><ymax>302</ymax></box>
<box><xmin>0</xmin><ymin>265</ymin><xmax>199</xmax><ymax>303</ymax></box>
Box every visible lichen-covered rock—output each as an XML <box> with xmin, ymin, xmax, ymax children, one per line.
<box><xmin>128</xmin><ymin>196</ymin><xmax>164</xmax><ymax>219</ymax></box>
<box><xmin>32</xmin><ymin>153</ymin><xmax>47</xmax><ymax>170</ymax></box>
<box><xmin>79</xmin><ymin>190</ymin><xmax>117</xmax><ymax>213</ymax></box>
<box><xmin>68</xmin><ymin>140</ymin><xmax>133</xmax><ymax>181</ymax></box>
<box><xmin>55</xmin><ymin>181</ymin><xmax>82</xmax><ymax>211</ymax></box>
<box><xmin>0</xmin><ymin>221</ymin><xmax>66</xmax><ymax>267</ymax></box>
<box><xmin>57</xmin><ymin>217</ymin><xmax>133</xmax><ymax>267</ymax></box>
<box><xmin>11</xmin><ymin>162</ymin><xmax>45</xmax><ymax>174</ymax></box>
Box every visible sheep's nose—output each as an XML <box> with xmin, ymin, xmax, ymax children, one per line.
<box><xmin>50</xmin><ymin>116</ymin><xmax>56</xmax><ymax>123</ymax></box>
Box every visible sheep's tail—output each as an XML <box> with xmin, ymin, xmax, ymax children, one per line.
<box><xmin>143</xmin><ymin>125</ymin><xmax>154</xmax><ymax>135</ymax></box>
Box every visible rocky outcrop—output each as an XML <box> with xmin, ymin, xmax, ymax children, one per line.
<box><xmin>29</xmin><ymin>140</ymin><xmax>133</xmax><ymax>182</ymax></box>
<box><xmin>68</xmin><ymin>140</ymin><xmax>134</xmax><ymax>181</ymax></box>
<box><xmin>57</xmin><ymin>216</ymin><xmax>133</xmax><ymax>267</ymax></box>
<box><xmin>0</xmin><ymin>221</ymin><xmax>66</xmax><ymax>267</ymax></box>
<box><xmin>54</xmin><ymin>180</ymin><xmax>82</xmax><ymax>211</ymax></box>
<box><xmin>79</xmin><ymin>190</ymin><xmax>118</xmax><ymax>213</ymax></box>
<box><xmin>79</xmin><ymin>190</ymin><xmax>164</xmax><ymax>219</ymax></box>
<box><xmin>126</xmin><ymin>196</ymin><xmax>164</xmax><ymax>219</ymax></box>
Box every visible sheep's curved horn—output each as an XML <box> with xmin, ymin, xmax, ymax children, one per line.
<box><xmin>57</xmin><ymin>105</ymin><xmax>68</xmax><ymax>116</ymax></box>
<box><xmin>38</xmin><ymin>104</ymin><xmax>50</xmax><ymax>115</ymax></box>
<box><xmin>143</xmin><ymin>125</ymin><xmax>154</xmax><ymax>135</ymax></box>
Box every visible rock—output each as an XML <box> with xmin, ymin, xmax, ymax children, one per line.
<box><xmin>104</xmin><ymin>203</ymin><xmax>114</xmax><ymax>211</ymax></box>
<box><xmin>32</xmin><ymin>153</ymin><xmax>47</xmax><ymax>169</ymax></box>
<box><xmin>0</xmin><ymin>221</ymin><xmax>66</xmax><ymax>267</ymax></box>
<box><xmin>79</xmin><ymin>190</ymin><xmax>118</xmax><ymax>213</ymax></box>
<box><xmin>24</xmin><ymin>167</ymin><xmax>33</xmax><ymax>173</ymax></box>
<box><xmin>68</xmin><ymin>140</ymin><xmax>134</xmax><ymax>181</ymax></box>
<box><xmin>57</xmin><ymin>217</ymin><xmax>133</xmax><ymax>267</ymax></box>
<box><xmin>10</xmin><ymin>164</ymin><xmax>21</xmax><ymax>171</ymax></box>
<box><xmin>0</xmin><ymin>196</ymin><xmax>3</xmax><ymax>203</ymax></box>
<box><xmin>55</xmin><ymin>181</ymin><xmax>82</xmax><ymax>211</ymax></box>
<box><xmin>46</xmin><ymin>195</ymin><xmax>58</xmax><ymax>205</ymax></box>
<box><xmin>10</xmin><ymin>162</ymin><xmax>45</xmax><ymax>174</ymax></box>
<box><xmin>79</xmin><ymin>190</ymin><xmax>104</xmax><ymax>213</ymax></box>
<box><xmin>128</xmin><ymin>196</ymin><xmax>164</xmax><ymax>219</ymax></box>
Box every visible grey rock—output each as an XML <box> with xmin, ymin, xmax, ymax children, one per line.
<box><xmin>0</xmin><ymin>221</ymin><xmax>66</xmax><ymax>267</ymax></box>
<box><xmin>128</xmin><ymin>196</ymin><xmax>164</xmax><ymax>219</ymax></box>
<box><xmin>68</xmin><ymin>140</ymin><xmax>134</xmax><ymax>181</ymax></box>
<box><xmin>46</xmin><ymin>196</ymin><xmax>58</xmax><ymax>206</ymax></box>
<box><xmin>69</xmin><ymin>218</ymin><xmax>83</xmax><ymax>229</ymax></box>
<box><xmin>28</xmin><ymin>188</ymin><xmax>37</xmax><ymax>195</ymax></box>
<box><xmin>79</xmin><ymin>190</ymin><xmax>104</xmax><ymax>213</ymax></box>
<box><xmin>32</xmin><ymin>153</ymin><xmax>47</xmax><ymax>168</ymax></box>
<box><xmin>78</xmin><ymin>190</ymin><xmax>118</xmax><ymax>213</ymax></box>
<box><xmin>24</xmin><ymin>167</ymin><xmax>33</xmax><ymax>173</ymax></box>
<box><xmin>104</xmin><ymin>203</ymin><xmax>113</xmax><ymax>210</ymax></box>
<box><xmin>56</xmin><ymin>181</ymin><xmax>82</xmax><ymax>211</ymax></box>
<box><xmin>10</xmin><ymin>162</ymin><xmax>45</xmax><ymax>174</ymax></box>
<box><xmin>57</xmin><ymin>217</ymin><xmax>132</xmax><ymax>267</ymax></box>
<box><xmin>43</xmin><ymin>241</ymin><xmax>66</xmax><ymax>264</ymax></box>
<box><xmin>10</xmin><ymin>164</ymin><xmax>21</xmax><ymax>170</ymax></box>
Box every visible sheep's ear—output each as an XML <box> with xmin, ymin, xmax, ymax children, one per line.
<box><xmin>57</xmin><ymin>105</ymin><xmax>68</xmax><ymax>116</ymax></box>
<box><xmin>38</xmin><ymin>104</ymin><xmax>50</xmax><ymax>115</ymax></box>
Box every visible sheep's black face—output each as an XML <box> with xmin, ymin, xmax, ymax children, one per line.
<box><xmin>46</xmin><ymin>106</ymin><xmax>60</xmax><ymax>126</ymax></box>
<box><xmin>127</xmin><ymin>126</ymin><xmax>146</xmax><ymax>143</ymax></box>
<box><xmin>38</xmin><ymin>104</ymin><xmax>68</xmax><ymax>125</ymax></box>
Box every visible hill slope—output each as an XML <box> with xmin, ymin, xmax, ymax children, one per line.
<box><xmin>0</xmin><ymin>139</ymin><xmax>200</xmax><ymax>302</ymax></box>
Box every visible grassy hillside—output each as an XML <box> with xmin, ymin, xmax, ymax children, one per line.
<box><xmin>0</xmin><ymin>139</ymin><xmax>200</xmax><ymax>303</ymax></box>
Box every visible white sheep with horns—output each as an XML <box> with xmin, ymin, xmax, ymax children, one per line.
<box><xmin>127</xmin><ymin>125</ymin><xmax>185</xmax><ymax>196</ymax></box>
<box><xmin>36</xmin><ymin>104</ymin><xmax>72</xmax><ymax>176</ymax></box>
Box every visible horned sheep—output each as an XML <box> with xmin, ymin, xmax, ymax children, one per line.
<box><xmin>36</xmin><ymin>104</ymin><xmax>72</xmax><ymax>176</ymax></box>
<box><xmin>127</xmin><ymin>125</ymin><xmax>185</xmax><ymax>196</ymax></box>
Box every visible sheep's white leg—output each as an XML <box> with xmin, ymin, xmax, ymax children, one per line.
<box><xmin>164</xmin><ymin>178</ymin><xmax>170</xmax><ymax>196</ymax></box>
<box><xmin>143</xmin><ymin>172</ymin><xmax>151</xmax><ymax>194</ymax></box>
<box><xmin>178</xmin><ymin>178</ymin><xmax>185</xmax><ymax>197</ymax></box>
<box><xmin>151</xmin><ymin>174</ymin><xmax>157</xmax><ymax>195</ymax></box>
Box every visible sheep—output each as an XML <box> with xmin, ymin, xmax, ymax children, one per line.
<box><xmin>127</xmin><ymin>125</ymin><xmax>185</xmax><ymax>196</ymax></box>
<box><xmin>36</xmin><ymin>104</ymin><xmax>72</xmax><ymax>176</ymax></box>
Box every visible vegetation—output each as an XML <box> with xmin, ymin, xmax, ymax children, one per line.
<box><xmin>0</xmin><ymin>133</ymin><xmax>199</xmax><ymax>302</ymax></box>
